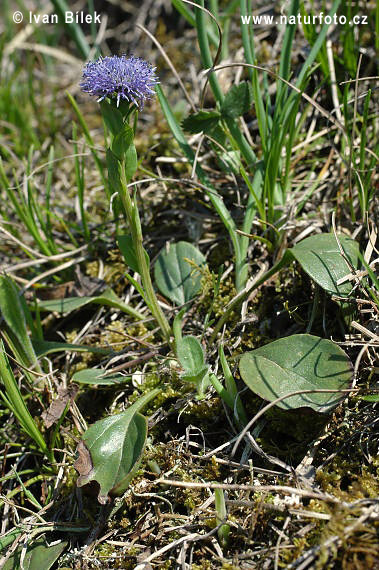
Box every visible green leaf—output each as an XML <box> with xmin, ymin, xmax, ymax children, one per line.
<box><xmin>75</xmin><ymin>389</ymin><xmax>159</xmax><ymax>503</ymax></box>
<box><xmin>176</xmin><ymin>335</ymin><xmax>210</xmax><ymax>398</ymax></box>
<box><xmin>71</xmin><ymin>368</ymin><xmax>130</xmax><ymax>385</ymax></box>
<box><xmin>106</xmin><ymin>148</ymin><xmax>123</xmax><ymax>194</ymax></box>
<box><xmin>239</xmin><ymin>334</ymin><xmax>353</xmax><ymax>413</ymax></box>
<box><xmin>117</xmin><ymin>234</ymin><xmax>149</xmax><ymax>274</ymax></box>
<box><xmin>215</xmin><ymin>487</ymin><xmax>230</xmax><ymax>549</ymax></box>
<box><xmin>2</xmin><ymin>538</ymin><xmax>66</xmax><ymax>570</ymax></box>
<box><xmin>32</xmin><ymin>339</ymin><xmax>110</xmax><ymax>358</ymax></box>
<box><xmin>154</xmin><ymin>241</ymin><xmax>207</xmax><ymax>305</ymax></box>
<box><xmin>0</xmin><ymin>276</ymin><xmax>39</xmax><ymax>371</ymax></box>
<box><xmin>221</xmin><ymin>82</ymin><xmax>253</xmax><ymax>118</ymax></box>
<box><xmin>182</xmin><ymin>110</ymin><xmax>221</xmax><ymax>134</ymax></box>
<box><xmin>124</xmin><ymin>142</ymin><xmax>138</xmax><ymax>182</ymax></box>
<box><xmin>218</xmin><ymin>150</ymin><xmax>241</xmax><ymax>175</ymax></box>
<box><xmin>111</xmin><ymin>123</ymin><xmax>134</xmax><ymax>160</ymax></box>
<box><xmin>177</xmin><ymin>336</ymin><xmax>207</xmax><ymax>377</ymax></box>
<box><xmin>207</xmin><ymin>124</ymin><xmax>227</xmax><ymax>146</ymax></box>
<box><xmin>35</xmin><ymin>288</ymin><xmax>144</xmax><ymax>320</ymax></box>
<box><xmin>359</xmin><ymin>394</ymin><xmax>379</xmax><ymax>402</ymax></box>
<box><xmin>0</xmin><ymin>528</ymin><xmax>22</xmax><ymax>552</ymax></box>
<box><xmin>100</xmin><ymin>100</ymin><xmax>123</xmax><ymax>136</ymax></box>
<box><xmin>290</xmin><ymin>233</ymin><xmax>360</xmax><ymax>297</ymax></box>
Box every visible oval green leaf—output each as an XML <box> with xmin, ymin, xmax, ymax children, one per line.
<box><xmin>2</xmin><ymin>538</ymin><xmax>67</xmax><ymax>570</ymax></box>
<box><xmin>290</xmin><ymin>233</ymin><xmax>360</xmax><ymax>296</ymax></box>
<box><xmin>176</xmin><ymin>335</ymin><xmax>207</xmax><ymax>377</ymax></box>
<box><xmin>71</xmin><ymin>368</ymin><xmax>130</xmax><ymax>385</ymax></box>
<box><xmin>124</xmin><ymin>142</ymin><xmax>137</xmax><ymax>182</ymax></box>
<box><xmin>239</xmin><ymin>334</ymin><xmax>353</xmax><ymax>413</ymax></box>
<box><xmin>154</xmin><ymin>241</ymin><xmax>207</xmax><ymax>305</ymax></box>
<box><xmin>75</xmin><ymin>389</ymin><xmax>159</xmax><ymax>503</ymax></box>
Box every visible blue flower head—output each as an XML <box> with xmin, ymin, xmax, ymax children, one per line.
<box><xmin>80</xmin><ymin>55</ymin><xmax>159</xmax><ymax>108</ymax></box>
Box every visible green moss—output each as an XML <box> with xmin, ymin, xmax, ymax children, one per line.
<box><xmin>197</xmin><ymin>274</ymin><xmax>238</xmax><ymax>330</ymax></box>
<box><xmin>280</xmin><ymin>403</ymin><xmax>379</xmax><ymax>566</ymax></box>
<box><xmin>128</xmin><ymin>370</ymin><xmax>182</xmax><ymax>414</ymax></box>
<box><xmin>191</xmin><ymin>562</ymin><xmax>213</xmax><ymax>570</ymax></box>
<box><xmin>179</xmin><ymin>397</ymin><xmax>222</xmax><ymax>423</ymax></box>
<box><xmin>317</xmin><ymin>463</ymin><xmax>379</xmax><ymax>502</ymax></box>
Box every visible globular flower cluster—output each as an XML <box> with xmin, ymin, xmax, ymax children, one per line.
<box><xmin>80</xmin><ymin>55</ymin><xmax>159</xmax><ymax>108</ymax></box>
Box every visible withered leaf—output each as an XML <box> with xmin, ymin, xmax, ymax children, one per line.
<box><xmin>74</xmin><ymin>440</ymin><xmax>93</xmax><ymax>481</ymax></box>
<box><xmin>42</xmin><ymin>383</ymin><xmax>79</xmax><ymax>428</ymax></box>
<box><xmin>28</xmin><ymin>281</ymin><xmax>75</xmax><ymax>300</ymax></box>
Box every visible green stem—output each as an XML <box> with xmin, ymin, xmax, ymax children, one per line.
<box><xmin>214</xmin><ymin>487</ymin><xmax>230</xmax><ymax>549</ymax></box>
<box><xmin>118</xmin><ymin>167</ymin><xmax>172</xmax><ymax>344</ymax></box>
<box><xmin>219</xmin><ymin>345</ymin><xmax>247</xmax><ymax>425</ymax></box>
<box><xmin>209</xmin><ymin>373</ymin><xmax>235</xmax><ymax>410</ymax></box>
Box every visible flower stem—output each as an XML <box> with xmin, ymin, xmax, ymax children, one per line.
<box><xmin>118</xmin><ymin>165</ymin><xmax>172</xmax><ymax>344</ymax></box>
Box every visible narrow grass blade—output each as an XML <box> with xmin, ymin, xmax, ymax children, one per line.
<box><xmin>0</xmin><ymin>276</ymin><xmax>41</xmax><ymax>373</ymax></box>
<box><xmin>50</xmin><ymin>0</ymin><xmax>91</xmax><ymax>58</ymax></box>
<box><xmin>0</xmin><ymin>341</ymin><xmax>49</xmax><ymax>457</ymax></box>
<box><xmin>171</xmin><ymin>0</ymin><xmax>218</xmax><ymax>46</ymax></box>
<box><xmin>156</xmin><ymin>84</ymin><xmax>240</xmax><ymax>260</ymax></box>
<box><xmin>66</xmin><ymin>92</ymin><xmax>108</xmax><ymax>197</ymax></box>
